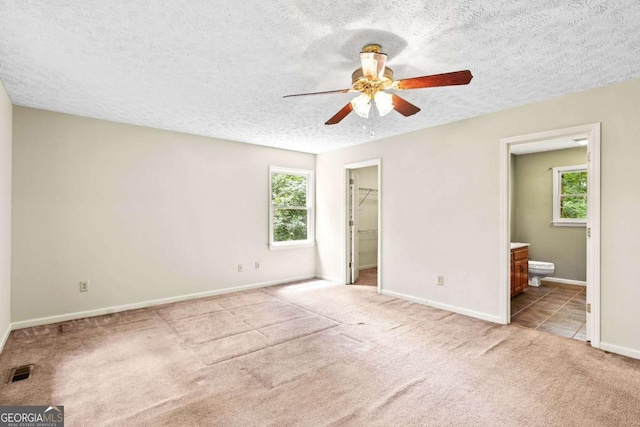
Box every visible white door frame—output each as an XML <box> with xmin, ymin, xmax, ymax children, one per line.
<box><xmin>344</xmin><ymin>159</ymin><xmax>382</xmax><ymax>294</ymax></box>
<box><xmin>499</xmin><ymin>123</ymin><xmax>601</xmax><ymax>348</ymax></box>
<box><xmin>349</xmin><ymin>170</ymin><xmax>360</xmax><ymax>283</ymax></box>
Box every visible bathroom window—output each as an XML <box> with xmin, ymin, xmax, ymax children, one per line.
<box><xmin>552</xmin><ymin>165</ymin><xmax>587</xmax><ymax>226</ymax></box>
<box><xmin>269</xmin><ymin>167</ymin><xmax>315</xmax><ymax>248</ymax></box>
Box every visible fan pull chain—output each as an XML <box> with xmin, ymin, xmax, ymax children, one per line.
<box><xmin>362</xmin><ymin>117</ymin><xmax>375</xmax><ymax>137</ymax></box>
<box><xmin>370</xmin><ymin>109</ymin><xmax>375</xmax><ymax>137</ymax></box>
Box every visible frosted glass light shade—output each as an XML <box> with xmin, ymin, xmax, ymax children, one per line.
<box><xmin>374</xmin><ymin>92</ymin><xmax>393</xmax><ymax>116</ymax></box>
<box><xmin>351</xmin><ymin>93</ymin><xmax>371</xmax><ymax>118</ymax></box>
<box><xmin>360</xmin><ymin>52</ymin><xmax>388</xmax><ymax>80</ymax></box>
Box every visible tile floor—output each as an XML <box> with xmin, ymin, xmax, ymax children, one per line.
<box><xmin>511</xmin><ymin>281</ymin><xmax>586</xmax><ymax>341</ymax></box>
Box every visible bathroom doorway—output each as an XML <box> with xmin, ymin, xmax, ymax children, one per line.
<box><xmin>344</xmin><ymin>159</ymin><xmax>381</xmax><ymax>293</ymax></box>
<box><xmin>500</xmin><ymin>124</ymin><xmax>601</xmax><ymax>348</ymax></box>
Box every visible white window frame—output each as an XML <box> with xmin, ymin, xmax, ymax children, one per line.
<box><xmin>552</xmin><ymin>164</ymin><xmax>587</xmax><ymax>227</ymax></box>
<box><xmin>269</xmin><ymin>166</ymin><xmax>315</xmax><ymax>249</ymax></box>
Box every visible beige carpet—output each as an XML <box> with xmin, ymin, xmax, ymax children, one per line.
<box><xmin>1</xmin><ymin>280</ymin><xmax>640</xmax><ymax>426</ymax></box>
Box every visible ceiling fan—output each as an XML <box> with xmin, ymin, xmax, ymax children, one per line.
<box><xmin>284</xmin><ymin>44</ymin><xmax>473</xmax><ymax>125</ymax></box>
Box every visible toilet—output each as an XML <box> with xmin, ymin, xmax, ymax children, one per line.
<box><xmin>528</xmin><ymin>261</ymin><xmax>555</xmax><ymax>287</ymax></box>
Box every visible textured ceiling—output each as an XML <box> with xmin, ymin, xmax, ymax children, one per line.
<box><xmin>1</xmin><ymin>1</ymin><xmax>639</xmax><ymax>153</ymax></box>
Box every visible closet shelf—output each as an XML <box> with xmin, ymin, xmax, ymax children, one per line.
<box><xmin>358</xmin><ymin>229</ymin><xmax>378</xmax><ymax>234</ymax></box>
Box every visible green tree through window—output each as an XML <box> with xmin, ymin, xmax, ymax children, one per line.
<box><xmin>553</xmin><ymin>164</ymin><xmax>587</xmax><ymax>225</ymax></box>
<box><xmin>271</xmin><ymin>170</ymin><xmax>312</xmax><ymax>243</ymax></box>
<box><xmin>560</xmin><ymin>170</ymin><xmax>587</xmax><ymax>219</ymax></box>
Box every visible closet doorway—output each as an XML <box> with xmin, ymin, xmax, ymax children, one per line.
<box><xmin>344</xmin><ymin>159</ymin><xmax>381</xmax><ymax>293</ymax></box>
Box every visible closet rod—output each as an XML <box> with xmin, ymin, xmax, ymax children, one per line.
<box><xmin>358</xmin><ymin>187</ymin><xmax>378</xmax><ymax>206</ymax></box>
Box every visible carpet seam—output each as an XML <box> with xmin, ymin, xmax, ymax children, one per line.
<box><xmin>259</xmin><ymin>291</ymin><xmax>346</xmax><ymax>325</ymax></box>
<box><xmin>152</xmin><ymin>305</ymin><xmax>227</xmax><ymax>323</ymax></box>
<box><xmin>152</xmin><ymin>308</ymin><xmax>211</xmax><ymax>368</ymax></box>
<box><xmin>203</xmin><ymin>324</ymin><xmax>342</xmax><ymax>366</ymax></box>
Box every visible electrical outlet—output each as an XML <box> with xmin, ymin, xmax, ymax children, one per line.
<box><xmin>437</xmin><ymin>275</ymin><xmax>444</xmax><ymax>286</ymax></box>
<box><xmin>238</xmin><ymin>264</ymin><xmax>243</xmax><ymax>273</ymax></box>
<box><xmin>255</xmin><ymin>261</ymin><xmax>260</xmax><ymax>270</ymax></box>
<box><xmin>79</xmin><ymin>281</ymin><xmax>89</xmax><ymax>292</ymax></box>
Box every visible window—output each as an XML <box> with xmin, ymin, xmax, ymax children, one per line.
<box><xmin>552</xmin><ymin>164</ymin><xmax>587</xmax><ymax>226</ymax></box>
<box><xmin>269</xmin><ymin>167</ymin><xmax>314</xmax><ymax>248</ymax></box>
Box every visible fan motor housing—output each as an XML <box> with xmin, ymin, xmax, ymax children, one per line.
<box><xmin>351</xmin><ymin>67</ymin><xmax>394</xmax><ymax>84</ymax></box>
<box><xmin>351</xmin><ymin>67</ymin><xmax>394</xmax><ymax>96</ymax></box>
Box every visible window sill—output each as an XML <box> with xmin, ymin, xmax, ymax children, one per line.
<box><xmin>551</xmin><ymin>221</ymin><xmax>586</xmax><ymax>227</ymax></box>
<box><xmin>269</xmin><ymin>241</ymin><xmax>316</xmax><ymax>251</ymax></box>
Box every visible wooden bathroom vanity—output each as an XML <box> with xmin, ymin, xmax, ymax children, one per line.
<box><xmin>511</xmin><ymin>245</ymin><xmax>529</xmax><ymax>297</ymax></box>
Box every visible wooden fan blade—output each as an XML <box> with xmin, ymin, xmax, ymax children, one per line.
<box><xmin>283</xmin><ymin>89</ymin><xmax>352</xmax><ymax>98</ymax></box>
<box><xmin>391</xmin><ymin>94</ymin><xmax>421</xmax><ymax>117</ymax></box>
<box><xmin>394</xmin><ymin>70</ymin><xmax>473</xmax><ymax>90</ymax></box>
<box><xmin>325</xmin><ymin>102</ymin><xmax>353</xmax><ymax>125</ymax></box>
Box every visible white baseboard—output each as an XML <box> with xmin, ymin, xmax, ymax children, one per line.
<box><xmin>543</xmin><ymin>277</ymin><xmax>587</xmax><ymax>286</ymax></box>
<box><xmin>11</xmin><ymin>275</ymin><xmax>315</xmax><ymax>330</ymax></box>
<box><xmin>600</xmin><ymin>342</ymin><xmax>640</xmax><ymax>360</ymax></box>
<box><xmin>380</xmin><ymin>289</ymin><xmax>502</xmax><ymax>324</ymax></box>
<box><xmin>0</xmin><ymin>323</ymin><xmax>11</xmax><ymax>354</ymax></box>
<box><xmin>358</xmin><ymin>264</ymin><xmax>377</xmax><ymax>270</ymax></box>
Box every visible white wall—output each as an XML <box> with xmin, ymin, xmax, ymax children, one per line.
<box><xmin>317</xmin><ymin>77</ymin><xmax>640</xmax><ymax>355</ymax></box>
<box><xmin>0</xmin><ymin>81</ymin><xmax>12</xmax><ymax>346</ymax></box>
<box><xmin>12</xmin><ymin>107</ymin><xmax>315</xmax><ymax>323</ymax></box>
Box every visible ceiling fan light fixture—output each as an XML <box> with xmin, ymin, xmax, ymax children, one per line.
<box><xmin>360</xmin><ymin>53</ymin><xmax>387</xmax><ymax>80</ymax></box>
<box><xmin>351</xmin><ymin>93</ymin><xmax>371</xmax><ymax>118</ymax></box>
<box><xmin>360</xmin><ymin>44</ymin><xmax>387</xmax><ymax>80</ymax></box>
<box><xmin>374</xmin><ymin>92</ymin><xmax>393</xmax><ymax>116</ymax></box>
<box><xmin>283</xmin><ymin>43</ymin><xmax>473</xmax><ymax>126</ymax></box>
